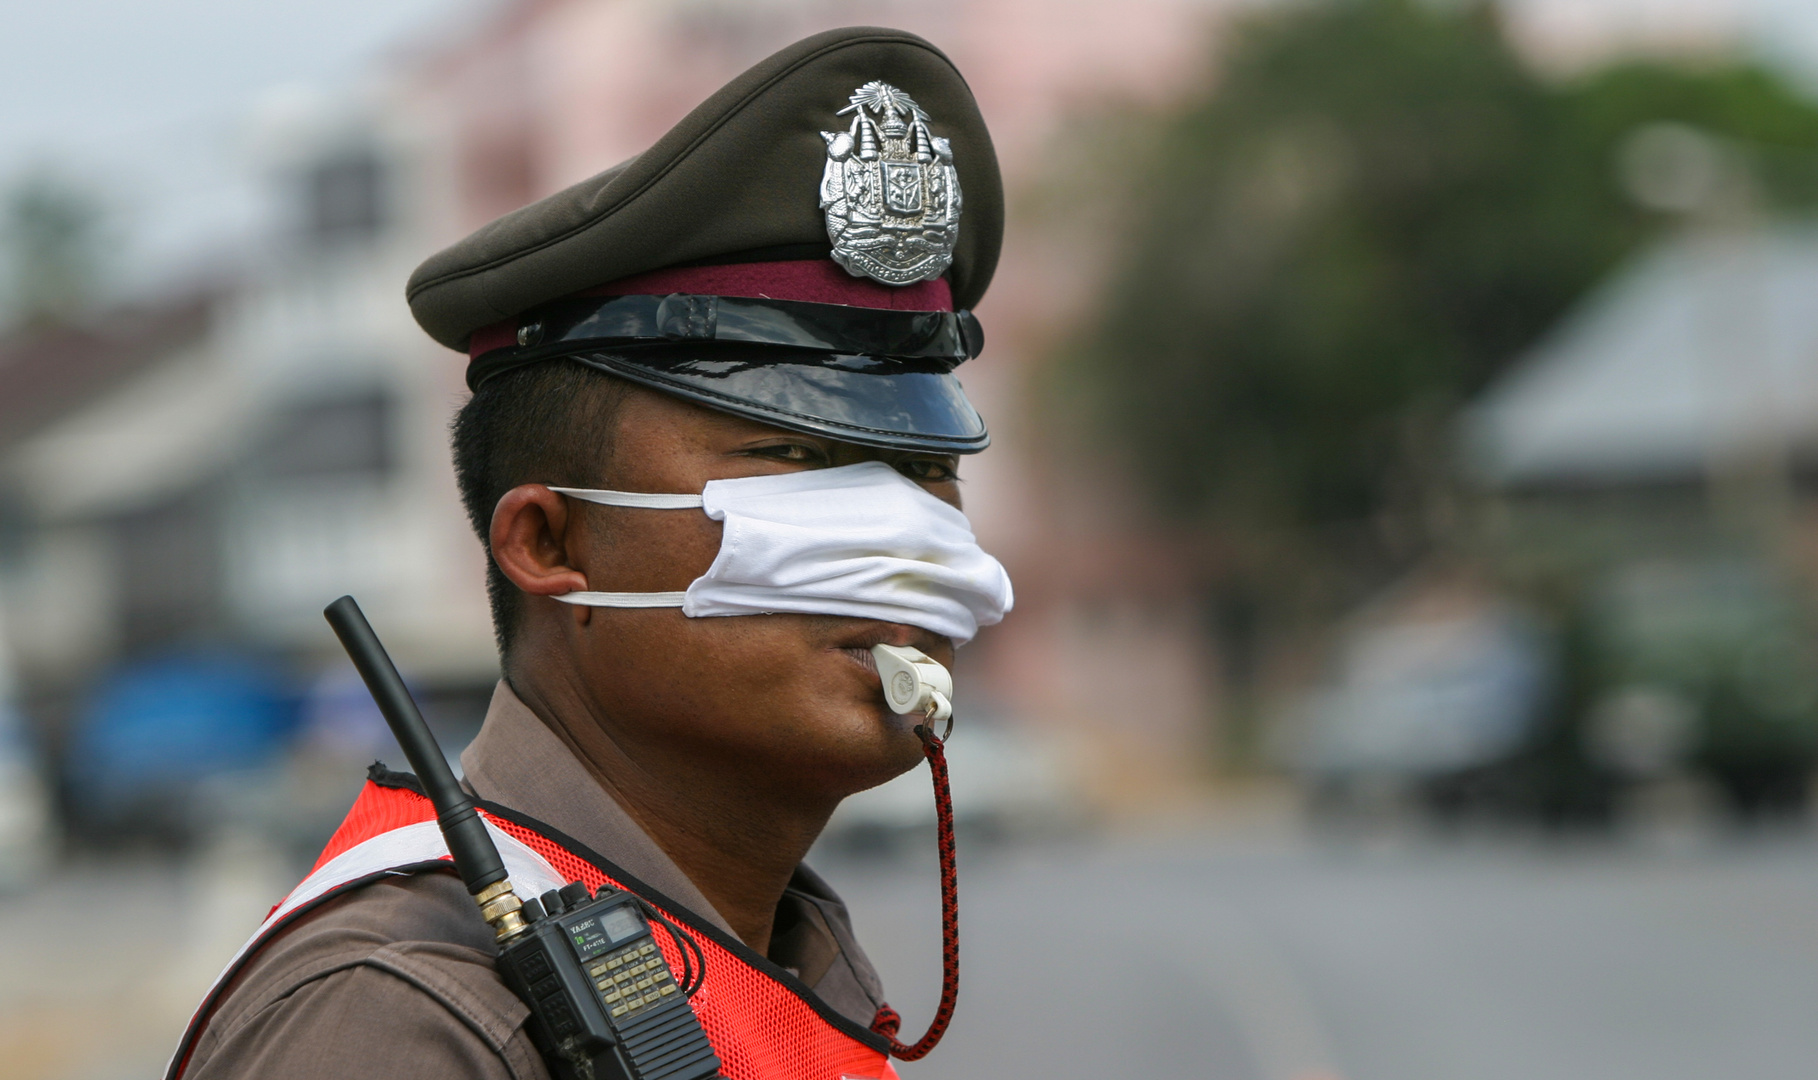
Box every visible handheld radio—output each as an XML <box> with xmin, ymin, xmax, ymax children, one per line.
<box><xmin>324</xmin><ymin>596</ymin><xmax>721</xmax><ymax>1080</ymax></box>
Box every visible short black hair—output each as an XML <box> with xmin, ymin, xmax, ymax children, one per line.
<box><xmin>450</xmin><ymin>360</ymin><xmax>628</xmax><ymax>657</ymax></box>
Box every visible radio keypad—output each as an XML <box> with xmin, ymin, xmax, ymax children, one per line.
<box><xmin>590</xmin><ymin>938</ymin><xmax>678</xmax><ymax>1019</ymax></box>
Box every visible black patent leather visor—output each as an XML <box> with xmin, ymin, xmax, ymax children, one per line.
<box><xmin>577</xmin><ymin>344</ymin><xmax>988</xmax><ymax>452</ymax></box>
<box><xmin>468</xmin><ymin>294</ymin><xmax>989</xmax><ymax>453</ymax></box>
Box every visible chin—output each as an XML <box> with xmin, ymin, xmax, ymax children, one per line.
<box><xmin>782</xmin><ymin>701</ymin><xmax>926</xmax><ymax>797</ymax></box>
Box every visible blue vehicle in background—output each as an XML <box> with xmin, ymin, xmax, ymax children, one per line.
<box><xmin>64</xmin><ymin>653</ymin><xmax>298</xmax><ymax>848</ymax></box>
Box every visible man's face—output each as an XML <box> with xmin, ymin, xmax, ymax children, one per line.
<box><xmin>520</xmin><ymin>384</ymin><xmax>962</xmax><ymax>805</ymax></box>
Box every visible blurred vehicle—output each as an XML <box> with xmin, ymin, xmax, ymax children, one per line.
<box><xmin>1287</xmin><ymin>582</ymin><xmax>1553</xmax><ymax>821</ymax></box>
<box><xmin>820</xmin><ymin>720</ymin><xmax>1083</xmax><ymax>854</ymax></box>
<box><xmin>1293</xmin><ymin>560</ymin><xmax>1818</xmax><ymax>828</ymax></box>
<box><xmin>63</xmin><ymin>652</ymin><xmax>298</xmax><ymax>848</ymax></box>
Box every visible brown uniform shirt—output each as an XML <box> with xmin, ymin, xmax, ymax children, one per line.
<box><xmin>182</xmin><ymin>682</ymin><xmax>888</xmax><ymax>1080</ymax></box>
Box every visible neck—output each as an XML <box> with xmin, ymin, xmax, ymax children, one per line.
<box><xmin>510</xmin><ymin>670</ymin><xmax>834</xmax><ymax>956</ymax></box>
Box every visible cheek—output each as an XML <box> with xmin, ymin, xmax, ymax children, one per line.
<box><xmin>588</xmin><ymin>510</ymin><xmax>723</xmax><ymax>592</ymax></box>
<box><xmin>594</xmin><ymin>615</ymin><xmax>854</xmax><ymax>723</ymax></box>
<box><xmin>579</xmin><ymin>614</ymin><xmax>920</xmax><ymax>780</ymax></box>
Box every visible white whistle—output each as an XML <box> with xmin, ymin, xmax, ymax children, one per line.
<box><xmin>871</xmin><ymin>643</ymin><xmax>953</xmax><ymax>724</ymax></box>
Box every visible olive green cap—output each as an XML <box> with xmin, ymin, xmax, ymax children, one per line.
<box><xmin>405</xmin><ymin>25</ymin><xmax>1003</xmax><ymax>353</ymax></box>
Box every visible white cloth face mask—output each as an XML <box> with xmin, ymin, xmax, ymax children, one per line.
<box><xmin>546</xmin><ymin>460</ymin><xmax>1013</xmax><ymax>645</ymax></box>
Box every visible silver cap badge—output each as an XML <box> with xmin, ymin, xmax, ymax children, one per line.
<box><xmin>820</xmin><ymin>82</ymin><xmax>962</xmax><ymax>286</ymax></box>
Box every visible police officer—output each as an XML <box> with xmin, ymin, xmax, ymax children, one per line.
<box><xmin>170</xmin><ymin>26</ymin><xmax>1010</xmax><ymax>1080</ymax></box>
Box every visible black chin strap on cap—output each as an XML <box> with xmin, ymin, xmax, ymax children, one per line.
<box><xmin>467</xmin><ymin>294</ymin><xmax>984</xmax><ymax>390</ymax></box>
<box><xmin>467</xmin><ymin>294</ymin><xmax>992</xmax><ymax>454</ymax></box>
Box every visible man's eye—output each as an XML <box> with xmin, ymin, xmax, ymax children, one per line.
<box><xmin>751</xmin><ymin>443</ymin><xmax>827</xmax><ymax>464</ymax></box>
<box><xmin>898</xmin><ymin>458</ymin><xmax>957</xmax><ymax>483</ymax></box>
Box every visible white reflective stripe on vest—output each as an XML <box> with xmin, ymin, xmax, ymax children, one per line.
<box><xmin>172</xmin><ymin>817</ymin><xmax>567</xmax><ymax>1077</ymax></box>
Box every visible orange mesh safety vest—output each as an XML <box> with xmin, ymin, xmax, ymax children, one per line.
<box><xmin>168</xmin><ymin>773</ymin><xmax>901</xmax><ymax>1080</ymax></box>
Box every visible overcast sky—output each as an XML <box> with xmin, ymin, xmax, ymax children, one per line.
<box><xmin>3</xmin><ymin>0</ymin><xmax>1818</xmax><ymax>301</ymax></box>
<box><xmin>0</xmin><ymin>0</ymin><xmax>481</xmax><ymax>293</ymax></box>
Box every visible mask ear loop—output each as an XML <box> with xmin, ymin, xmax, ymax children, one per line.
<box><xmin>869</xmin><ymin>704</ymin><xmax>959</xmax><ymax>1061</ymax></box>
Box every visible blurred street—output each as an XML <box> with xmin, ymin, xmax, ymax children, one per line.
<box><xmin>14</xmin><ymin>807</ymin><xmax>1818</xmax><ymax>1080</ymax></box>
<box><xmin>828</xmin><ymin>815</ymin><xmax>1818</xmax><ymax>1080</ymax></box>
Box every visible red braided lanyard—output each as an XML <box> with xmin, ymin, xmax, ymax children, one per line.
<box><xmin>868</xmin><ymin>723</ymin><xmax>959</xmax><ymax>1061</ymax></box>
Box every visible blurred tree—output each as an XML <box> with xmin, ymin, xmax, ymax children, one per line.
<box><xmin>0</xmin><ymin>168</ymin><xmax>106</xmax><ymax>330</ymax></box>
<box><xmin>1063</xmin><ymin>0</ymin><xmax>1818</xmax><ymax>742</ymax></box>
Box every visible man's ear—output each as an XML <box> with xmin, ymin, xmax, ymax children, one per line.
<box><xmin>490</xmin><ymin>485</ymin><xmax>591</xmax><ymax>597</ymax></box>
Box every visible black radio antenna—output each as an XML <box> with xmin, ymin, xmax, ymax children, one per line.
<box><xmin>324</xmin><ymin>595</ymin><xmax>529</xmax><ymax>940</ymax></box>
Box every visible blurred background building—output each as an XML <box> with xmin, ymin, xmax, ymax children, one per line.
<box><xmin>1</xmin><ymin>0</ymin><xmax>1233</xmax><ymax>854</ymax></box>
<box><xmin>10</xmin><ymin>0</ymin><xmax>1818</xmax><ymax>1078</ymax></box>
